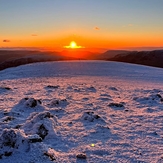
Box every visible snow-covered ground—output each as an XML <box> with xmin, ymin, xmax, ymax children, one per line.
<box><xmin>0</xmin><ymin>61</ymin><xmax>163</xmax><ymax>163</ymax></box>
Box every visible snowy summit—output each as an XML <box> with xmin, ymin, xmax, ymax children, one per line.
<box><xmin>0</xmin><ymin>61</ymin><xmax>163</xmax><ymax>162</ymax></box>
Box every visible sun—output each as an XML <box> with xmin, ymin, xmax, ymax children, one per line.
<box><xmin>70</xmin><ymin>41</ymin><xmax>77</xmax><ymax>48</ymax></box>
<box><xmin>64</xmin><ymin>41</ymin><xmax>84</xmax><ymax>49</ymax></box>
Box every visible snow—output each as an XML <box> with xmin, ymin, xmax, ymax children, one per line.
<box><xmin>0</xmin><ymin>61</ymin><xmax>163</xmax><ymax>162</ymax></box>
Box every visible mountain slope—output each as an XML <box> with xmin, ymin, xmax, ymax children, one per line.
<box><xmin>109</xmin><ymin>50</ymin><xmax>163</xmax><ymax>68</ymax></box>
<box><xmin>98</xmin><ymin>50</ymin><xmax>129</xmax><ymax>60</ymax></box>
<box><xmin>0</xmin><ymin>50</ymin><xmax>75</xmax><ymax>71</ymax></box>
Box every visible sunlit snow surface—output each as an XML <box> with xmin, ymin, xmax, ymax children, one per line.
<box><xmin>0</xmin><ymin>61</ymin><xmax>163</xmax><ymax>163</ymax></box>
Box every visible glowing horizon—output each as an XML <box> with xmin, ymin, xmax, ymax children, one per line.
<box><xmin>1</xmin><ymin>1</ymin><xmax>163</xmax><ymax>51</ymax></box>
<box><xmin>64</xmin><ymin>41</ymin><xmax>85</xmax><ymax>49</ymax></box>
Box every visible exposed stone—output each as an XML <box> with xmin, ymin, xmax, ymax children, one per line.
<box><xmin>37</xmin><ymin>124</ymin><xmax>48</xmax><ymax>139</ymax></box>
<box><xmin>76</xmin><ymin>153</ymin><xmax>87</xmax><ymax>159</ymax></box>
<box><xmin>44</xmin><ymin>152</ymin><xmax>56</xmax><ymax>161</ymax></box>
<box><xmin>108</xmin><ymin>102</ymin><xmax>124</xmax><ymax>107</ymax></box>
<box><xmin>4</xmin><ymin>87</ymin><xmax>11</xmax><ymax>90</ymax></box>
<box><xmin>82</xmin><ymin>111</ymin><xmax>103</xmax><ymax>122</ymax></box>
<box><xmin>24</xmin><ymin>98</ymin><xmax>42</xmax><ymax>108</ymax></box>
<box><xmin>28</xmin><ymin>134</ymin><xmax>42</xmax><ymax>143</ymax></box>
<box><xmin>3</xmin><ymin>116</ymin><xmax>14</xmax><ymax>122</ymax></box>
<box><xmin>47</xmin><ymin>85</ymin><xmax>59</xmax><ymax>89</ymax></box>
<box><xmin>0</xmin><ymin>129</ymin><xmax>17</xmax><ymax>148</ymax></box>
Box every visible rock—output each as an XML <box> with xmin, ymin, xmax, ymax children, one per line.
<box><xmin>23</xmin><ymin>111</ymin><xmax>58</xmax><ymax>140</ymax></box>
<box><xmin>15</xmin><ymin>124</ymin><xmax>22</xmax><ymax>129</ymax></box>
<box><xmin>37</xmin><ymin>124</ymin><xmax>48</xmax><ymax>139</ymax></box>
<box><xmin>4</xmin><ymin>152</ymin><xmax>12</xmax><ymax>156</ymax></box>
<box><xmin>87</xmin><ymin>86</ymin><xmax>96</xmax><ymax>92</ymax></box>
<box><xmin>3</xmin><ymin>87</ymin><xmax>11</xmax><ymax>90</ymax></box>
<box><xmin>2</xmin><ymin>116</ymin><xmax>14</xmax><ymax>122</ymax></box>
<box><xmin>0</xmin><ymin>129</ymin><xmax>30</xmax><ymax>159</ymax></box>
<box><xmin>109</xmin><ymin>87</ymin><xmax>118</xmax><ymax>91</ymax></box>
<box><xmin>82</xmin><ymin>111</ymin><xmax>102</xmax><ymax>122</ymax></box>
<box><xmin>28</xmin><ymin>134</ymin><xmax>42</xmax><ymax>143</ymax></box>
<box><xmin>0</xmin><ymin>86</ymin><xmax>11</xmax><ymax>90</ymax></box>
<box><xmin>51</xmin><ymin>100</ymin><xmax>59</xmax><ymax>106</ymax></box>
<box><xmin>0</xmin><ymin>87</ymin><xmax>11</xmax><ymax>94</ymax></box>
<box><xmin>44</xmin><ymin>151</ymin><xmax>56</xmax><ymax>161</ymax></box>
<box><xmin>47</xmin><ymin>85</ymin><xmax>59</xmax><ymax>89</ymax></box>
<box><xmin>76</xmin><ymin>153</ymin><xmax>87</xmax><ymax>159</ymax></box>
<box><xmin>108</xmin><ymin>102</ymin><xmax>124</xmax><ymax>107</ymax></box>
<box><xmin>156</xmin><ymin>94</ymin><xmax>162</xmax><ymax>99</ymax></box>
<box><xmin>49</xmin><ymin>99</ymin><xmax>68</xmax><ymax>107</ymax></box>
<box><xmin>3</xmin><ymin>112</ymin><xmax>9</xmax><ymax>116</ymax></box>
<box><xmin>23</xmin><ymin>98</ymin><xmax>42</xmax><ymax>108</ymax></box>
<box><xmin>0</xmin><ymin>129</ymin><xmax>17</xmax><ymax>148</ymax></box>
<box><xmin>0</xmin><ymin>129</ymin><xmax>18</xmax><ymax>158</ymax></box>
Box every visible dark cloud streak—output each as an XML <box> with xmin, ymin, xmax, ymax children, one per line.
<box><xmin>31</xmin><ymin>34</ymin><xmax>38</xmax><ymax>36</ymax></box>
<box><xmin>94</xmin><ymin>27</ymin><xmax>100</xmax><ymax>30</ymax></box>
<box><xmin>3</xmin><ymin>39</ymin><xmax>10</xmax><ymax>42</ymax></box>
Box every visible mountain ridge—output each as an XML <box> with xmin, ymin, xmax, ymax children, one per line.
<box><xmin>1</xmin><ymin>49</ymin><xmax>163</xmax><ymax>71</ymax></box>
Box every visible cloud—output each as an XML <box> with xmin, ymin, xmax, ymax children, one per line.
<box><xmin>31</xmin><ymin>34</ymin><xmax>38</xmax><ymax>36</ymax></box>
<box><xmin>123</xmin><ymin>24</ymin><xmax>134</xmax><ymax>28</ymax></box>
<box><xmin>128</xmin><ymin>24</ymin><xmax>133</xmax><ymax>27</ymax></box>
<box><xmin>94</xmin><ymin>27</ymin><xmax>100</xmax><ymax>30</ymax></box>
<box><xmin>3</xmin><ymin>39</ymin><xmax>10</xmax><ymax>42</ymax></box>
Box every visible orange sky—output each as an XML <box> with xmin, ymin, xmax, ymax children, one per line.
<box><xmin>1</xmin><ymin>1</ymin><xmax>163</xmax><ymax>52</ymax></box>
<box><xmin>3</xmin><ymin>33</ymin><xmax>162</xmax><ymax>52</ymax></box>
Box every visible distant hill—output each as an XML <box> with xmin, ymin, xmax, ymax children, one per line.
<box><xmin>1</xmin><ymin>49</ymin><xmax>163</xmax><ymax>71</ymax></box>
<box><xmin>109</xmin><ymin>50</ymin><xmax>163</xmax><ymax>68</ymax></box>
<box><xmin>0</xmin><ymin>50</ymin><xmax>75</xmax><ymax>71</ymax></box>
<box><xmin>0</xmin><ymin>50</ymin><xmax>41</xmax><ymax>63</ymax></box>
<box><xmin>97</xmin><ymin>50</ymin><xmax>129</xmax><ymax>60</ymax></box>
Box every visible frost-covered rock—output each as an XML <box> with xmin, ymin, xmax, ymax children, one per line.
<box><xmin>28</xmin><ymin>134</ymin><xmax>42</xmax><ymax>143</ymax></box>
<box><xmin>48</xmin><ymin>98</ymin><xmax>69</xmax><ymax>108</ymax></box>
<box><xmin>109</xmin><ymin>87</ymin><xmax>118</xmax><ymax>91</ymax></box>
<box><xmin>133</xmin><ymin>93</ymin><xmax>163</xmax><ymax>107</ymax></box>
<box><xmin>46</xmin><ymin>85</ymin><xmax>60</xmax><ymax>89</ymax></box>
<box><xmin>0</xmin><ymin>86</ymin><xmax>11</xmax><ymax>94</ymax></box>
<box><xmin>23</xmin><ymin>111</ymin><xmax>58</xmax><ymax>139</ymax></box>
<box><xmin>86</xmin><ymin>86</ymin><xmax>96</xmax><ymax>92</ymax></box>
<box><xmin>37</xmin><ymin>124</ymin><xmax>48</xmax><ymax>139</ymax></box>
<box><xmin>108</xmin><ymin>102</ymin><xmax>124</xmax><ymax>108</ymax></box>
<box><xmin>44</xmin><ymin>148</ymin><xmax>57</xmax><ymax>161</ymax></box>
<box><xmin>0</xmin><ymin>86</ymin><xmax>11</xmax><ymax>91</ymax></box>
<box><xmin>11</xmin><ymin>98</ymin><xmax>44</xmax><ymax>116</ymax></box>
<box><xmin>81</xmin><ymin>111</ymin><xmax>105</xmax><ymax>123</ymax></box>
<box><xmin>2</xmin><ymin>116</ymin><xmax>14</xmax><ymax>122</ymax></box>
<box><xmin>76</xmin><ymin>153</ymin><xmax>87</xmax><ymax>159</ymax></box>
<box><xmin>0</xmin><ymin>129</ymin><xmax>28</xmax><ymax>158</ymax></box>
<box><xmin>21</xmin><ymin>97</ymin><xmax>42</xmax><ymax>108</ymax></box>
